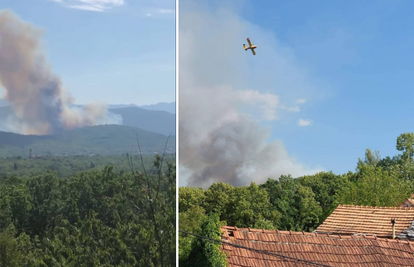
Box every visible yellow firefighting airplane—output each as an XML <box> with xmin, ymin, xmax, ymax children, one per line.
<box><xmin>243</xmin><ymin>38</ymin><xmax>257</xmax><ymax>55</ymax></box>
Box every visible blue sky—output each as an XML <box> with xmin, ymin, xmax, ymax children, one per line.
<box><xmin>0</xmin><ymin>0</ymin><xmax>175</xmax><ymax>105</ymax></box>
<box><xmin>246</xmin><ymin>0</ymin><xmax>414</xmax><ymax>175</ymax></box>
<box><xmin>179</xmin><ymin>0</ymin><xmax>414</xmax><ymax>187</ymax></box>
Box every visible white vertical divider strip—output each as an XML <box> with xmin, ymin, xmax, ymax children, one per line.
<box><xmin>175</xmin><ymin>0</ymin><xmax>179</xmax><ymax>265</ymax></box>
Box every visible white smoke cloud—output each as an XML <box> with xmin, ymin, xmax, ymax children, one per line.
<box><xmin>157</xmin><ymin>9</ymin><xmax>174</xmax><ymax>14</ymax></box>
<box><xmin>298</xmin><ymin>119</ymin><xmax>313</xmax><ymax>126</ymax></box>
<box><xmin>296</xmin><ymin>98</ymin><xmax>307</xmax><ymax>104</ymax></box>
<box><xmin>47</xmin><ymin>0</ymin><xmax>125</xmax><ymax>12</ymax></box>
<box><xmin>179</xmin><ymin>1</ymin><xmax>324</xmax><ymax>188</ymax></box>
<box><xmin>0</xmin><ymin>10</ymin><xmax>122</xmax><ymax>135</ymax></box>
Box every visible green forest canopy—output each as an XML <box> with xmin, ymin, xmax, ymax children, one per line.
<box><xmin>0</xmin><ymin>153</ymin><xmax>176</xmax><ymax>266</ymax></box>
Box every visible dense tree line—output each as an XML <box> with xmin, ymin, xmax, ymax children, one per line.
<box><xmin>0</xmin><ymin>154</ymin><xmax>176</xmax><ymax>266</ymax></box>
<box><xmin>179</xmin><ymin>133</ymin><xmax>414</xmax><ymax>266</ymax></box>
<box><xmin>0</xmin><ymin>154</ymin><xmax>175</xmax><ymax>178</ymax></box>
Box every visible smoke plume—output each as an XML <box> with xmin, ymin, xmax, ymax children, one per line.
<box><xmin>179</xmin><ymin>1</ymin><xmax>323</xmax><ymax>188</ymax></box>
<box><xmin>0</xmin><ymin>10</ymin><xmax>121</xmax><ymax>135</ymax></box>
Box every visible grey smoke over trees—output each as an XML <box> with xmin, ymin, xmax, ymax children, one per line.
<box><xmin>0</xmin><ymin>10</ymin><xmax>121</xmax><ymax>135</ymax></box>
<box><xmin>179</xmin><ymin>1</ymin><xmax>323</xmax><ymax>188</ymax></box>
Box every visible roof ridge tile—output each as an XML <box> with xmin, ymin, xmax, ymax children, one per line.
<box><xmin>336</xmin><ymin>204</ymin><xmax>414</xmax><ymax>210</ymax></box>
<box><xmin>220</xmin><ymin>226</ymin><xmax>414</xmax><ymax>244</ymax></box>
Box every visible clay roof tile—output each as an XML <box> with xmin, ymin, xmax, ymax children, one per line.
<box><xmin>221</xmin><ymin>226</ymin><xmax>414</xmax><ymax>267</ymax></box>
<box><xmin>315</xmin><ymin>205</ymin><xmax>414</xmax><ymax>238</ymax></box>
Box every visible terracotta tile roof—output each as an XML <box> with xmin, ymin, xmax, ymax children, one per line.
<box><xmin>221</xmin><ymin>226</ymin><xmax>414</xmax><ymax>267</ymax></box>
<box><xmin>315</xmin><ymin>205</ymin><xmax>414</xmax><ymax>238</ymax></box>
<box><xmin>399</xmin><ymin>198</ymin><xmax>414</xmax><ymax>208</ymax></box>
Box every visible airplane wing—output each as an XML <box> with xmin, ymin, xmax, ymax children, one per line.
<box><xmin>251</xmin><ymin>49</ymin><xmax>256</xmax><ymax>56</ymax></box>
<box><xmin>247</xmin><ymin>38</ymin><xmax>253</xmax><ymax>47</ymax></box>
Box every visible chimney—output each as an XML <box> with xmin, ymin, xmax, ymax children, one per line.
<box><xmin>391</xmin><ymin>218</ymin><xmax>396</xmax><ymax>239</ymax></box>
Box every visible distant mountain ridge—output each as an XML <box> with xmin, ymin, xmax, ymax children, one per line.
<box><xmin>0</xmin><ymin>105</ymin><xmax>175</xmax><ymax>136</ymax></box>
<box><xmin>110</xmin><ymin>107</ymin><xmax>175</xmax><ymax>136</ymax></box>
<box><xmin>0</xmin><ymin>99</ymin><xmax>175</xmax><ymax>114</ymax></box>
<box><xmin>108</xmin><ymin>102</ymin><xmax>175</xmax><ymax>114</ymax></box>
<box><xmin>138</xmin><ymin>102</ymin><xmax>175</xmax><ymax>114</ymax></box>
<box><xmin>107</xmin><ymin>104</ymin><xmax>138</xmax><ymax>109</ymax></box>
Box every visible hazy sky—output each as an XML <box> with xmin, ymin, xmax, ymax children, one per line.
<box><xmin>179</xmin><ymin>0</ymin><xmax>414</xmax><ymax>186</ymax></box>
<box><xmin>0</xmin><ymin>0</ymin><xmax>175</xmax><ymax>105</ymax></box>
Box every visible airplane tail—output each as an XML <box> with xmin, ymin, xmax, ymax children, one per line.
<box><xmin>243</xmin><ymin>44</ymin><xmax>247</xmax><ymax>50</ymax></box>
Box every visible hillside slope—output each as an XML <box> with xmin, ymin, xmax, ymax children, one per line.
<box><xmin>0</xmin><ymin>124</ymin><xmax>175</xmax><ymax>157</ymax></box>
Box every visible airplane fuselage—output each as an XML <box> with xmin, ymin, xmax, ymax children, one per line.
<box><xmin>246</xmin><ymin>45</ymin><xmax>257</xmax><ymax>50</ymax></box>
